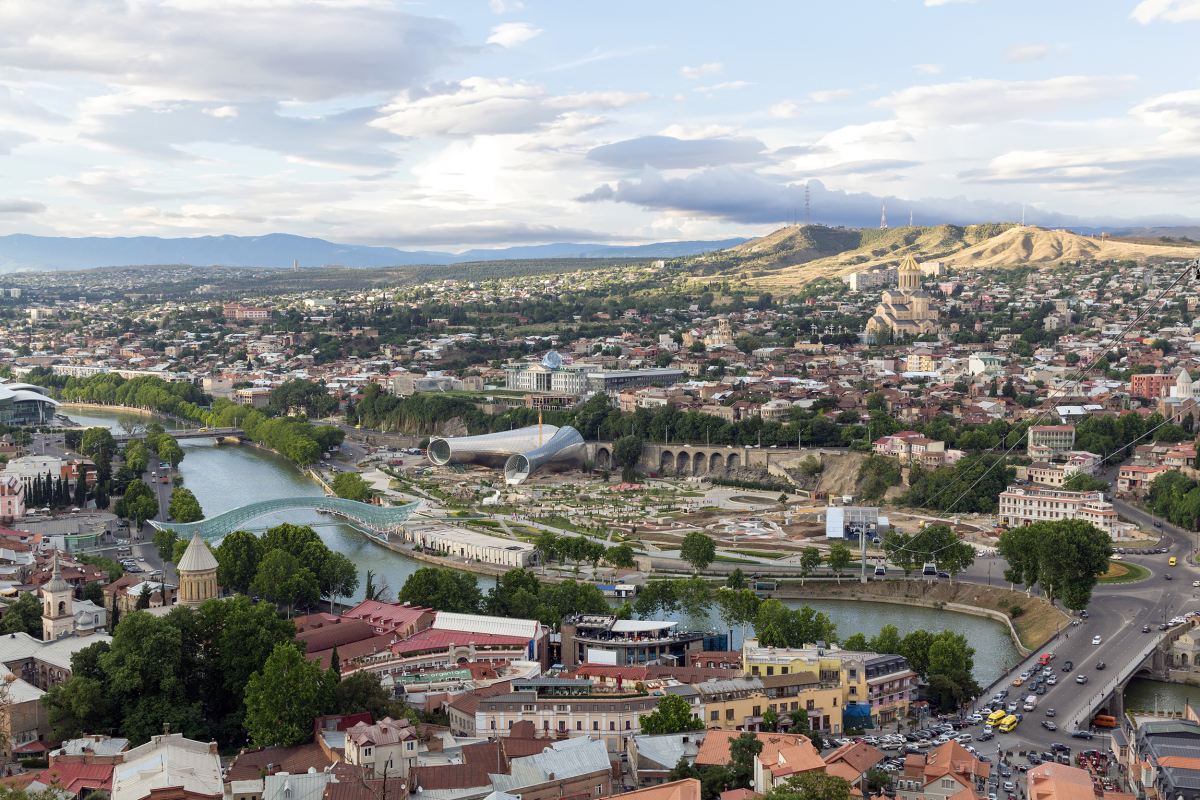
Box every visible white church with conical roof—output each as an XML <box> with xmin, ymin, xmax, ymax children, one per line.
<box><xmin>865</xmin><ymin>254</ymin><xmax>940</xmax><ymax>337</ymax></box>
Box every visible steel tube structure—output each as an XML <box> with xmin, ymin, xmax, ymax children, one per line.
<box><xmin>428</xmin><ymin>424</ymin><xmax>559</xmax><ymax>468</ymax></box>
<box><xmin>503</xmin><ymin>425</ymin><xmax>585</xmax><ymax>484</ymax></box>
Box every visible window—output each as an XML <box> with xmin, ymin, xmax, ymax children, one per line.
<box><xmin>849</xmin><ymin>686</ymin><xmax>857</xmax><ymax>696</ymax></box>
<box><xmin>544</xmin><ymin>721</ymin><xmax>550</xmax><ymax>729</ymax></box>
<box><xmin>726</xmin><ymin>709</ymin><xmax>734</xmax><ymax>720</ymax></box>
<box><xmin>790</xmin><ymin>702</ymin><xmax>798</xmax><ymax>711</ymax></box>
<box><xmin>610</xmin><ymin>722</ymin><xmax>616</xmax><ymax>730</ymax></box>
<box><xmin>406</xmin><ymin>742</ymin><xmax>414</xmax><ymax>751</ymax></box>
<box><xmin>508</xmin><ymin>721</ymin><xmax>514</xmax><ymax>729</ymax></box>
<box><xmin>594</xmin><ymin>721</ymin><xmax>600</xmax><ymax>731</ymax></box>
<box><xmin>597</xmin><ymin>786</ymin><xmax>604</xmax><ymax>796</ymax></box>
<box><xmin>769</xmin><ymin>704</ymin><xmax>776</xmax><ymax>713</ymax></box>
<box><xmin>752</xmin><ymin>706</ymin><xmax>761</xmax><ymax>716</ymax></box>
<box><xmin>559</xmin><ymin>721</ymin><xmax>567</xmax><ymax>731</ymax></box>
<box><xmin>577</xmin><ymin>721</ymin><xmax>583</xmax><ymax>730</ymax></box>
<box><xmin>807</xmin><ymin>700</ymin><xmax>815</xmax><ymax>710</ymax></box>
<box><xmin>365</xmin><ymin>748</ymin><xmax>373</xmax><ymax>756</ymax></box>
<box><xmin>625</xmin><ymin>721</ymin><xmax>631</xmax><ymax>730</ymax></box>
<box><xmin>767</xmin><ymin>666</ymin><xmax>774</xmax><ymax>676</ymax></box>
<box><xmin>752</xmin><ymin>666</ymin><xmax>760</xmax><ymax>675</ymax></box>
<box><xmin>849</xmin><ymin>669</ymin><xmax>858</xmax><ymax>680</ymax></box>
<box><xmin>711</xmin><ymin>711</ymin><xmax>719</xmax><ymax>721</ymax></box>
<box><xmin>624</xmin><ymin>704</ymin><xmax>630</xmax><ymax>711</ymax></box>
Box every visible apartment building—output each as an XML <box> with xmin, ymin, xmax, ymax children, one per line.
<box><xmin>1131</xmin><ymin>372</ymin><xmax>1177</xmax><ymax>400</ymax></box>
<box><xmin>742</xmin><ymin>641</ymin><xmax>916</xmax><ymax>728</ymax></box>
<box><xmin>896</xmin><ymin>742</ymin><xmax>990</xmax><ymax>800</ymax></box>
<box><xmin>0</xmin><ymin>475</ymin><xmax>24</xmax><ymax>520</ymax></box>
<box><xmin>997</xmin><ymin>486</ymin><xmax>1118</xmax><ymax>534</ymax></box>
<box><xmin>1118</xmin><ymin>464</ymin><xmax>1169</xmax><ymax>495</ymax></box>
<box><xmin>1027</xmin><ymin>425</ymin><xmax>1076</xmax><ymax>460</ymax></box>
<box><xmin>475</xmin><ymin>676</ymin><xmax>661</xmax><ymax>751</ymax></box>
<box><xmin>694</xmin><ymin>677</ymin><xmax>765</xmax><ymax>731</ymax></box>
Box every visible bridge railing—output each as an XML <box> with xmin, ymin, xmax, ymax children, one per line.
<box><xmin>1068</xmin><ymin>634</ymin><xmax>1165</xmax><ymax>732</ymax></box>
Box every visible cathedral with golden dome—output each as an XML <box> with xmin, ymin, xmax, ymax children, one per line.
<box><xmin>865</xmin><ymin>254</ymin><xmax>939</xmax><ymax>337</ymax></box>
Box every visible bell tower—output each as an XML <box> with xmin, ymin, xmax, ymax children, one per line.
<box><xmin>41</xmin><ymin>551</ymin><xmax>74</xmax><ymax>640</ymax></box>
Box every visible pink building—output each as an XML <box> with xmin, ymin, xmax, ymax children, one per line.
<box><xmin>0</xmin><ymin>475</ymin><xmax>25</xmax><ymax>520</ymax></box>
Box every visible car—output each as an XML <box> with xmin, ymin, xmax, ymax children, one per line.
<box><xmin>1072</xmin><ymin>731</ymin><xmax>1095</xmax><ymax>740</ymax></box>
<box><xmin>1096</xmin><ymin>662</ymin><xmax>1106</xmax><ymax>670</ymax></box>
<box><xmin>1008</xmin><ymin>702</ymin><xmax>1019</xmax><ymax>713</ymax></box>
<box><xmin>1092</xmin><ymin>635</ymin><xmax>1102</xmax><ymax>645</ymax></box>
<box><xmin>1027</xmin><ymin>754</ymin><xmax>1043</xmax><ymax>765</ymax></box>
<box><xmin>1012</xmin><ymin>677</ymin><xmax>1025</xmax><ymax>686</ymax></box>
<box><xmin>1155</xmin><ymin>521</ymin><xmax>1163</xmax><ymax>527</ymax></box>
<box><xmin>1062</xmin><ymin>661</ymin><xmax>1073</xmax><ymax>671</ymax></box>
<box><xmin>1144</xmin><ymin>624</ymin><xmax>1153</xmax><ymax>632</ymax></box>
<box><xmin>1081</xmin><ymin>610</ymin><xmax>1089</xmax><ymax>618</ymax></box>
<box><xmin>1045</xmin><ymin>708</ymin><xmax>1056</xmax><ymax>717</ymax></box>
<box><xmin>1118</xmin><ymin>548</ymin><xmax>1126</xmax><ymax>554</ymax></box>
<box><xmin>1166</xmin><ymin>574</ymin><xmax>1173</xmax><ymax>580</ymax></box>
<box><xmin>903</xmin><ymin>744</ymin><xmax>920</xmax><ymax>754</ymax></box>
<box><xmin>1043</xmin><ymin>667</ymin><xmax>1053</xmax><ymax>675</ymax></box>
<box><xmin>978</xmin><ymin>731</ymin><xmax>994</xmax><ymax>741</ymax></box>
<box><xmin>159</xmin><ymin>462</ymin><xmax>169</xmax><ymax>469</ymax></box>
<box><xmin>916</xmin><ymin>739</ymin><xmax>933</xmax><ymax>748</ymax></box>
<box><xmin>1052</xmin><ymin>743</ymin><xmax>1071</xmax><ymax>752</ymax></box>
<box><xmin>1036</xmin><ymin>684</ymin><xmax>1046</xmax><ymax>695</ymax></box>
<box><xmin>1042</xmin><ymin>721</ymin><xmax>1058</xmax><ymax>731</ymax></box>
<box><xmin>937</xmin><ymin>571</ymin><xmax>951</xmax><ymax>579</ymax></box>
<box><xmin>998</xmin><ymin>689</ymin><xmax>1009</xmax><ymax>698</ymax></box>
<box><xmin>969</xmin><ymin>714</ymin><xmax>983</xmax><ymax>724</ymax></box>
<box><xmin>1003</xmin><ymin>783</ymin><xmax>1015</xmax><ymax>792</ymax></box>
<box><xmin>1047</xmin><ymin>675</ymin><xmax>1058</xmax><ymax>685</ymax></box>
<box><xmin>137</xmin><ymin>555</ymin><xmax>144</xmax><ymax>561</ymax></box>
<box><xmin>1076</xmin><ymin>674</ymin><xmax>1089</xmax><ymax>684</ymax></box>
<box><xmin>1020</xmin><ymin>670</ymin><xmax>1033</xmax><ymax>679</ymax></box>
<box><xmin>1160</xmin><ymin>623</ymin><xmax>1172</xmax><ymax>631</ymax></box>
<box><xmin>1194</xmin><ymin>581</ymin><xmax>1200</xmax><ymax>588</ymax></box>
<box><xmin>956</xmin><ymin>734</ymin><xmax>973</xmax><ymax>743</ymax></box>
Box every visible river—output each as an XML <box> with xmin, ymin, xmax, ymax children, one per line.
<box><xmin>1123</xmin><ymin>678</ymin><xmax>1200</xmax><ymax>715</ymax></box>
<box><xmin>62</xmin><ymin>406</ymin><xmax>1022</xmax><ymax>677</ymax></box>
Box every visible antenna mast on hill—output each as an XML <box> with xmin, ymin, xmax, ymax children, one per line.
<box><xmin>909</xmin><ymin>210</ymin><xmax>913</xmax><ymax>227</ymax></box>
<box><xmin>1021</xmin><ymin>204</ymin><xmax>1026</xmax><ymax>226</ymax></box>
<box><xmin>804</xmin><ymin>183</ymin><xmax>810</xmax><ymax>225</ymax></box>
<box><xmin>880</xmin><ymin>200</ymin><xmax>888</xmax><ymax>229</ymax></box>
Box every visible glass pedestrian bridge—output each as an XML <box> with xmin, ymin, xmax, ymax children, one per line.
<box><xmin>149</xmin><ymin>496</ymin><xmax>423</xmax><ymax>541</ymax></box>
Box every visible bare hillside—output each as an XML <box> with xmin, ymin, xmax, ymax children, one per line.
<box><xmin>941</xmin><ymin>227</ymin><xmax>1200</xmax><ymax>270</ymax></box>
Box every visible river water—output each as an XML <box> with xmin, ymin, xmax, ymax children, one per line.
<box><xmin>62</xmin><ymin>407</ymin><xmax>1021</xmax><ymax>677</ymax></box>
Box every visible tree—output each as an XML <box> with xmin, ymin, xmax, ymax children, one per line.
<box><xmin>397</xmin><ymin>567</ymin><xmax>481</xmax><ymax>614</ymax></box>
<box><xmin>605</xmin><ymin>544</ymin><xmax>636</xmax><ymax>570</ymax></box>
<box><xmin>680</xmin><ymin>532</ymin><xmax>716</xmax><ymax>573</ymax></box>
<box><xmin>486</xmin><ymin>569</ymin><xmax>542</xmax><ymax>618</ymax></box>
<box><xmin>726</xmin><ymin>568</ymin><xmax>746</xmax><ymax>590</ymax></box>
<box><xmin>81</xmin><ymin>428</ymin><xmax>117</xmax><ymax>462</ymax></box>
<box><xmin>152</xmin><ymin>528</ymin><xmax>178</xmax><ymax>565</ymax></box>
<box><xmin>763</xmin><ymin>772</ymin><xmax>853</xmax><ymax>800</ymax></box>
<box><xmin>676</xmin><ymin>577</ymin><xmax>714</xmax><ymax>631</ymax></box>
<box><xmin>799</xmin><ymin>547</ymin><xmax>821</xmax><ymax>585</ymax></box>
<box><xmin>319</xmin><ymin>552</ymin><xmax>359</xmax><ymax>613</ymax></box>
<box><xmin>73</xmin><ymin>467</ymin><xmax>89</xmax><ymax>508</ymax></box>
<box><xmin>613</xmin><ymin>435</ymin><xmax>644</xmax><ymax>482</ymax></box>
<box><xmin>728</xmin><ymin>732</ymin><xmax>764</xmax><ymax>787</ymax></box>
<box><xmin>331</xmin><ymin>472</ymin><xmax>374</xmax><ymax>502</ymax></box>
<box><xmin>827</xmin><ymin>543</ymin><xmax>852</xmax><ymax>584</ymax></box>
<box><xmin>639</xmin><ymin>692</ymin><xmax>703</xmax><ymax>734</ymax></box>
<box><xmin>882</xmin><ymin>532</ymin><xmax>917</xmax><ymax>578</ymax></box>
<box><xmin>216</xmin><ymin>530</ymin><xmax>264</xmax><ymax>595</ymax></box>
<box><xmin>753</xmin><ymin>600</ymin><xmax>836</xmax><ymax>648</ymax></box>
<box><xmin>634</xmin><ymin>580</ymin><xmax>679</xmax><ymax>621</ymax></box>
<box><xmin>251</xmin><ymin>550</ymin><xmax>319</xmax><ymax>618</ymax></box>
<box><xmin>121</xmin><ymin>479</ymin><xmax>159</xmax><ymax>531</ymax></box>
<box><xmin>717</xmin><ymin>588</ymin><xmax>761</xmax><ymax>644</ymax></box>
<box><xmin>82</xmin><ymin>581</ymin><xmax>104</xmax><ymax>605</ymax></box>
<box><xmin>136</xmin><ymin>584</ymin><xmax>152</xmax><ymax>610</ymax></box>
<box><xmin>534</xmin><ymin>531</ymin><xmax>558</xmax><ymax>575</ymax></box>
<box><xmin>0</xmin><ymin>593</ymin><xmax>43</xmax><ymax>637</ymax></box>
<box><xmin>168</xmin><ymin>488</ymin><xmax>204</xmax><ymax>523</ymax></box>
<box><xmin>244</xmin><ymin>643</ymin><xmax>327</xmax><ymax>747</ymax></box>
<box><xmin>157</xmin><ymin>436</ymin><xmax>185</xmax><ymax>469</ymax></box>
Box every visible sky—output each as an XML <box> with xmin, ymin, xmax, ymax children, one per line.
<box><xmin>1</xmin><ymin>0</ymin><xmax>1200</xmax><ymax>250</ymax></box>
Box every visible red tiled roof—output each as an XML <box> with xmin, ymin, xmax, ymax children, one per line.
<box><xmin>392</xmin><ymin>629</ymin><xmax>532</xmax><ymax>655</ymax></box>
<box><xmin>35</xmin><ymin>763</ymin><xmax>113</xmax><ymax>793</ymax></box>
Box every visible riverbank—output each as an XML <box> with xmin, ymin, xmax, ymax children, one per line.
<box><xmin>61</xmin><ymin>402</ymin><xmax>195</xmax><ymax>426</ymax></box>
<box><xmin>766</xmin><ymin>580</ymin><xmax>1069</xmax><ymax>655</ymax></box>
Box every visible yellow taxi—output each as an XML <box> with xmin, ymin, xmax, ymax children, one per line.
<box><xmin>1012</xmin><ymin>677</ymin><xmax>1025</xmax><ymax>686</ymax></box>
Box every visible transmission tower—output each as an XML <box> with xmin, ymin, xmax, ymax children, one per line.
<box><xmin>880</xmin><ymin>200</ymin><xmax>888</xmax><ymax>229</ymax></box>
<box><xmin>804</xmin><ymin>183</ymin><xmax>810</xmax><ymax>225</ymax></box>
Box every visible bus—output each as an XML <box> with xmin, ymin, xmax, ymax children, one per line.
<box><xmin>999</xmin><ymin>715</ymin><xmax>1018</xmax><ymax>733</ymax></box>
<box><xmin>988</xmin><ymin>709</ymin><xmax>1007</xmax><ymax>725</ymax></box>
<box><xmin>1092</xmin><ymin>715</ymin><xmax>1116</xmax><ymax>728</ymax></box>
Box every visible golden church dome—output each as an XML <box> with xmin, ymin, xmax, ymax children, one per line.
<box><xmin>898</xmin><ymin>254</ymin><xmax>921</xmax><ymax>271</ymax></box>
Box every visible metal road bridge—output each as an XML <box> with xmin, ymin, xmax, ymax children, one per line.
<box><xmin>112</xmin><ymin>427</ymin><xmax>244</xmax><ymax>445</ymax></box>
<box><xmin>149</xmin><ymin>496</ymin><xmax>423</xmax><ymax>541</ymax></box>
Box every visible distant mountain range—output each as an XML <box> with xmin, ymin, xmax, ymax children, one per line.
<box><xmin>0</xmin><ymin>233</ymin><xmax>749</xmax><ymax>273</ymax></box>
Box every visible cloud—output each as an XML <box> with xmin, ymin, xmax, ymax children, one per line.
<box><xmin>925</xmin><ymin>0</ymin><xmax>978</xmax><ymax>5</ymax></box>
<box><xmin>371</xmin><ymin>77</ymin><xmax>649</xmax><ymax>138</ymax></box>
<box><xmin>1003</xmin><ymin>43</ymin><xmax>1053</xmax><ymax>62</ymax></box>
<box><xmin>679</xmin><ymin>62</ymin><xmax>723</xmax><ymax>79</ymax></box>
<box><xmin>0</xmin><ymin>199</ymin><xmax>44</xmax><ymax>214</ymax></box>
<box><xmin>585</xmin><ymin>135</ymin><xmax>769</xmax><ymax>170</ymax></box>
<box><xmin>489</xmin><ymin>0</ymin><xmax>525</xmax><ymax>13</ymax></box>
<box><xmin>659</xmin><ymin>123</ymin><xmax>740</xmax><ymax>139</ymax></box>
<box><xmin>83</xmin><ymin>100</ymin><xmax>404</xmax><ymax>170</ymax></box>
<box><xmin>0</xmin><ymin>130</ymin><xmax>34</xmax><ymax>156</ymax></box>
<box><xmin>913</xmin><ymin>64</ymin><xmax>943</xmax><ymax>74</ymax></box>
<box><xmin>1132</xmin><ymin>88</ymin><xmax>1200</xmax><ymax>134</ymax></box>
<box><xmin>1131</xmin><ymin>0</ymin><xmax>1200</xmax><ymax>23</ymax></box>
<box><xmin>0</xmin><ymin>0</ymin><xmax>464</xmax><ymax>103</ymax></box>
<box><xmin>769</xmin><ymin>100</ymin><xmax>800</xmax><ymax>118</ymax></box>
<box><xmin>876</xmin><ymin>75</ymin><xmax>1136</xmax><ymax>126</ymax></box>
<box><xmin>487</xmin><ymin>22</ymin><xmax>542</xmax><ymax>48</ymax></box>
<box><xmin>694</xmin><ymin>81</ymin><xmax>753</xmax><ymax>92</ymax></box>
<box><xmin>576</xmin><ymin>170</ymin><xmax>1095</xmax><ymax>228</ymax></box>
<box><xmin>809</xmin><ymin>89</ymin><xmax>853</xmax><ymax>103</ymax></box>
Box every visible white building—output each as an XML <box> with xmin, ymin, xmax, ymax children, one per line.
<box><xmin>997</xmin><ymin>486</ymin><xmax>1118</xmax><ymax>535</ymax></box>
<box><xmin>344</xmin><ymin>717</ymin><xmax>418</xmax><ymax>779</ymax></box>
<box><xmin>402</xmin><ymin>523</ymin><xmax>537</xmax><ymax>568</ymax></box>
<box><xmin>112</xmin><ymin>732</ymin><xmax>222</xmax><ymax>800</ymax></box>
<box><xmin>5</xmin><ymin>456</ymin><xmax>64</xmax><ymax>492</ymax></box>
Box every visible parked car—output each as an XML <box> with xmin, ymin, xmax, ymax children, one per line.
<box><xmin>1072</xmin><ymin>731</ymin><xmax>1094</xmax><ymax>740</ymax></box>
<box><xmin>1051</xmin><ymin>743</ymin><xmax>1071</xmax><ymax>752</ymax></box>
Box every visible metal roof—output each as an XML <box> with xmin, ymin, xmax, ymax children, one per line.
<box><xmin>489</xmin><ymin>737</ymin><xmax>610</xmax><ymax>794</ymax></box>
<box><xmin>433</xmin><ymin>612</ymin><xmax>539</xmax><ymax>640</ymax></box>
